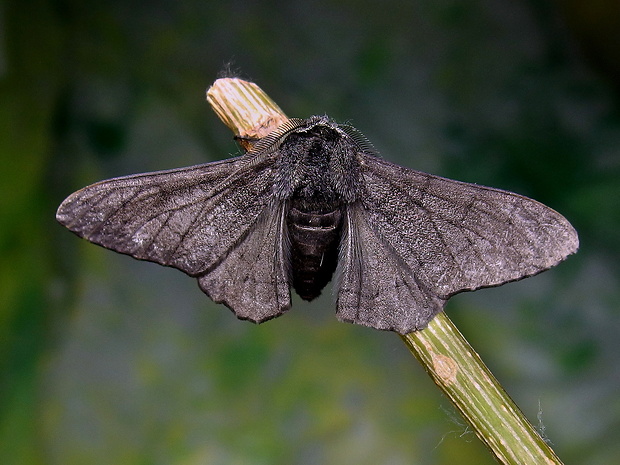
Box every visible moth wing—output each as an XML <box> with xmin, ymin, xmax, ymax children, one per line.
<box><xmin>56</xmin><ymin>153</ymin><xmax>291</xmax><ymax>321</ymax></box>
<box><xmin>337</xmin><ymin>203</ymin><xmax>446</xmax><ymax>334</ymax></box>
<box><xmin>198</xmin><ymin>202</ymin><xmax>291</xmax><ymax>322</ymax></box>
<box><xmin>337</xmin><ymin>154</ymin><xmax>578</xmax><ymax>334</ymax></box>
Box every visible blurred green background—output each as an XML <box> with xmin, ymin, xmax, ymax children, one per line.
<box><xmin>2</xmin><ymin>0</ymin><xmax>619</xmax><ymax>463</ymax></box>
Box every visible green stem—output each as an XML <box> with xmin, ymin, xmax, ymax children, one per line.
<box><xmin>401</xmin><ymin>312</ymin><xmax>562</xmax><ymax>464</ymax></box>
<box><xmin>206</xmin><ymin>77</ymin><xmax>564</xmax><ymax>465</ymax></box>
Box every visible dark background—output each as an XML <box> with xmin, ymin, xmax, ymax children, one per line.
<box><xmin>2</xmin><ymin>0</ymin><xmax>619</xmax><ymax>464</ymax></box>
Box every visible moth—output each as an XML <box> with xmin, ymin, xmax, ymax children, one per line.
<box><xmin>56</xmin><ymin>115</ymin><xmax>579</xmax><ymax>334</ymax></box>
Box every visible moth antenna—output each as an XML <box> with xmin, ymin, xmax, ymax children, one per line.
<box><xmin>340</xmin><ymin>124</ymin><xmax>379</xmax><ymax>156</ymax></box>
<box><xmin>252</xmin><ymin>118</ymin><xmax>313</xmax><ymax>153</ymax></box>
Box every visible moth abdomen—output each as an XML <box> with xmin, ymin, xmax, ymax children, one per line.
<box><xmin>287</xmin><ymin>206</ymin><xmax>343</xmax><ymax>301</ymax></box>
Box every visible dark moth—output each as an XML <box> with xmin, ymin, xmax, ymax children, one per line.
<box><xmin>56</xmin><ymin>116</ymin><xmax>579</xmax><ymax>334</ymax></box>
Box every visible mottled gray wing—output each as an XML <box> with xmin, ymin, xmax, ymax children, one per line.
<box><xmin>337</xmin><ymin>154</ymin><xmax>579</xmax><ymax>334</ymax></box>
<box><xmin>198</xmin><ymin>202</ymin><xmax>290</xmax><ymax>322</ymax></box>
<box><xmin>56</xmin><ymin>153</ymin><xmax>291</xmax><ymax>322</ymax></box>
<box><xmin>337</xmin><ymin>204</ymin><xmax>447</xmax><ymax>334</ymax></box>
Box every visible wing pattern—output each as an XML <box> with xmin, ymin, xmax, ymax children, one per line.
<box><xmin>198</xmin><ymin>203</ymin><xmax>291</xmax><ymax>322</ymax></box>
<box><xmin>337</xmin><ymin>204</ymin><xmax>446</xmax><ymax>333</ymax></box>
<box><xmin>336</xmin><ymin>154</ymin><xmax>578</xmax><ymax>333</ymax></box>
<box><xmin>56</xmin><ymin>153</ymin><xmax>292</xmax><ymax>321</ymax></box>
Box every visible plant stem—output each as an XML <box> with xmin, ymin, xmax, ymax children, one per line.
<box><xmin>206</xmin><ymin>78</ymin><xmax>288</xmax><ymax>150</ymax></box>
<box><xmin>400</xmin><ymin>312</ymin><xmax>562</xmax><ymax>464</ymax></box>
<box><xmin>205</xmin><ymin>77</ymin><xmax>565</xmax><ymax>465</ymax></box>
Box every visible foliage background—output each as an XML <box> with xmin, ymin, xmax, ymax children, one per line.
<box><xmin>2</xmin><ymin>0</ymin><xmax>619</xmax><ymax>464</ymax></box>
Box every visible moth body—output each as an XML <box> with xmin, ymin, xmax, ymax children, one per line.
<box><xmin>266</xmin><ymin>119</ymin><xmax>362</xmax><ymax>301</ymax></box>
<box><xmin>287</xmin><ymin>205</ymin><xmax>343</xmax><ymax>300</ymax></box>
